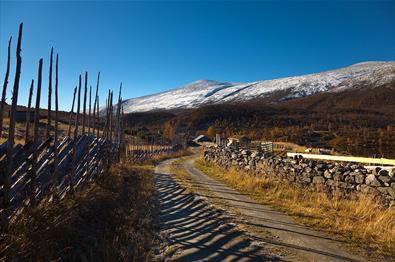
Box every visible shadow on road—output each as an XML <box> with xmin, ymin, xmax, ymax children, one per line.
<box><xmin>155</xmin><ymin>172</ymin><xmax>282</xmax><ymax>261</ymax></box>
<box><xmin>179</xmin><ymin>160</ymin><xmax>364</xmax><ymax>262</ymax></box>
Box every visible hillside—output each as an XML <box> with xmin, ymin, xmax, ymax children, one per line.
<box><xmin>121</xmin><ymin>61</ymin><xmax>395</xmax><ymax>113</ymax></box>
<box><xmin>124</xmin><ymin>82</ymin><xmax>395</xmax><ymax>158</ymax></box>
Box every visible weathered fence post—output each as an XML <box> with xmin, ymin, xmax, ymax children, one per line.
<box><xmin>96</xmin><ymin>94</ymin><xmax>100</xmax><ymax>138</ymax></box>
<box><xmin>5</xmin><ymin>23</ymin><xmax>23</xmax><ymax>212</ymax></box>
<box><xmin>71</xmin><ymin>75</ymin><xmax>82</xmax><ymax>194</ymax></box>
<box><xmin>82</xmin><ymin>71</ymin><xmax>87</xmax><ymax>134</ymax></box>
<box><xmin>31</xmin><ymin>58</ymin><xmax>43</xmax><ymax>206</ymax></box>
<box><xmin>109</xmin><ymin>91</ymin><xmax>113</xmax><ymax>142</ymax></box>
<box><xmin>116</xmin><ymin>83</ymin><xmax>122</xmax><ymax>161</ymax></box>
<box><xmin>67</xmin><ymin>86</ymin><xmax>77</xmax><ymax>137</ymax></box>
<box><xmin>46</xmin><ymin>47</ymin><xmax>53</xmax><ymax>138</ymax></box>
<box><xmin>120</xmin><ymin>104</ymin><xmax>125</xmax><ymax>162</ymax></box>
<box><xmin>1</xmin><ymin>26</ymin><xmax>21</xmax><ymax>231</ymax></box>
<box><xmin>104</xmin><ymin>90</ymin><xmax>110</xmax><ymax>139</ymax></box>
<box><xmin>93</xmin><ymin>72</ymin><xmax>100</xmax><ymax>136</ymax></box>
<box><xmin>25</xmin><ymin>79</ymin><xmax>34</xmax><ymax>143</ymax></box>
<box><xmin>88</xmin><ymin>85</ymin><xmax>92</xmax><ymax>134</ymax></box>
<box><xmin>0</xmin><ymin>36</ymin><xmax>12</xmax><ymax>139</ymax></box>
<box><xmin>53</xmin><ymin>53</ymin><xmax>59</xmax><ymax>183</ymax></box>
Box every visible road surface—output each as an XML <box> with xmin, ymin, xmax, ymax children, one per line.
<box><xmin>155</xmin><ymin>156</ymin><xmax>366</xmax><ymax>262</ymax></box>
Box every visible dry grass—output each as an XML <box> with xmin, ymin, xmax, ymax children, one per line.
<box><xmin>196</xmin><ymin>159</ymin><xmax>395</xmax><ymax>258</ymax></box>
<box><xmin>0</xmin><ymin>163</ymin><xmax>158</xmax><ymax>261</ymax></box>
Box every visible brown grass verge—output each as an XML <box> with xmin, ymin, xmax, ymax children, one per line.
<box><xmin>0</xmin><ymin>163</ymin><xmax>158</xmax><ymax>261</ymax></box>
<box><xmin>195</xmin><ymin>158</ymin><xmax>395</xmax><ymax>259</ymax></box>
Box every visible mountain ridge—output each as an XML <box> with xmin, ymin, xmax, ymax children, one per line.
<box><xmin>122</xmin><ymin>61</ymin><xmax>395</xmax><ymax>113</ymax></box>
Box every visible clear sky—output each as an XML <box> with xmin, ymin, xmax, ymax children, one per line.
<box><xmin>1</xmin><ymin>0</ymin><xmax>395</xmax><ymax>111</ymax></box>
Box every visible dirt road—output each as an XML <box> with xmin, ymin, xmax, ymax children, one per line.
<box><xmin>155</xmin><ymin>157</ymin><xmax>366</xmax><ymax>262</ymax></box>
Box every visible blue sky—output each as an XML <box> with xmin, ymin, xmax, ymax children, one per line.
<box><xmin>1</xmin><ymin>0</ymin><xmax>395</xmax><ymax>111</ymax></box>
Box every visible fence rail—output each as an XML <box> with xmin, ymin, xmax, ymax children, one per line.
<box><xmin>126</xmin><ymin>144</ymin><xmax>176</xmax><ymax>162</ymax></box>
<box><xmin>287</xmin><ymin>152</ymin><xmax>395</xmax><ymax>166</ymax></box>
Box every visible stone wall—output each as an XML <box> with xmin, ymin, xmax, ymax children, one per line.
<box><xmin>204</xmin><ymin>147</ymin><xmax>395</xmax><ymax>206</ymax></box>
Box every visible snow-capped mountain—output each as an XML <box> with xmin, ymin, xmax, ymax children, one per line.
<box><xmin>122</xmin><ymin>61</ymin><xmax>395</xmax><ymax>113</ymax></box>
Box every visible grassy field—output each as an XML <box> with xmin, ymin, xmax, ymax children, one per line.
<box><xmin>0</xmin><ymin>163</ymin><xmax>159</xmax><ymax>261</ymax></box>
<box><xmin>1</xmin><ymin>116</ymin><xmax>73</xmax><ymax>144</ymax></box>
<box><xmin>196</xmin><ymin>158</ymin><xmax>395</xmax><ymax>259</ymax></box>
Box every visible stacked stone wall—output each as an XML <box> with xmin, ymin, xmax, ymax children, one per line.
<box><xmin>204</xmin><ymin>147</ymin><xmax>395</xmax><ymax>206</ymax></box>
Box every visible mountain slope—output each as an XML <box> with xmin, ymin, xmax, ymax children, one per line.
<box><xmin>122</xmin><ymin>61</ymin><xmax>395</xmax><ymax>113</ymax></box>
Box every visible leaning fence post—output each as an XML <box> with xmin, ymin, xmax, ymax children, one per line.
<box><xmin>0</xmin><ymin>36</ymin><xmax>12</xmax><ymax>139</ymax></box>
<box><xmin>93</xmin><ymin>72</ymin><xmax>100</xmax><ymax>136</ymax></box>
<box><xmin>88</xmin><ymin>85</ymin><xmax>92</xmax><ymax>134</ymax></box>
<box><xmin>67</xmin><ymin>86</ymin><xmax>77</xmax><ymax>137</ymax></box>
<box><xmin>2</xmin><ymin>25</ymin><xmax>22</xmax><ymax>231</ymax></box>
<box><xmin>71</xmin><ymin>75</ymin><xmax>82</xmax><ymax>194</ymax></box>
<box><xmin>53</xmin><ymin>53</ymin><xmax>59</xmax><ymax>185</ymax></box>
<box><xmin>96</xmin><ymin>94</ymin><xmax>100</xmax><ymax>138</ymax></box>
<box><xmin>25</xmin><ymin>79</ymin><xmax>34</xmax><ymax>143</ymax></box>
<box><xmin>109</xmin><ymin>91</ymin><xmax>113</xmax><ymax>142</ymax></box>
<box><xmin>31</xmin><ymin>58</ymin><xmax>43</xmax><ymax>206</ymax></box>
<box><xmin>116</xmin><ymin>83</ymin><xmax>122</xmax><ymax>144</ymax></box>
<box><xmin>82</xmin><ymin>71</ymin><xmax>87</xmax><ymax>134</ymax></box>
<box><xmin>46</xmin><ymin>47</ymin><xmax>53</xmax><ymax>139</ymax></box>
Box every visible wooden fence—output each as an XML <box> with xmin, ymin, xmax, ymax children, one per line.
<box><xmin>126</xmin><ymin>144</ymin><xmax>176</xmax><ymax>162</ymax></box>
<box><xmin>0</xmin><ymin>23</ymin><xmax>125</xmax><ymax>231</ymax></box>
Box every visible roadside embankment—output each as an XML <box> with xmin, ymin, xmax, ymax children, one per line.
<box><xmin>201</xmin><ymin>147</ymin><xmax>395</xmax><ymax>258</ymax></box>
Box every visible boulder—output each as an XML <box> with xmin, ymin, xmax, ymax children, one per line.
<box><xmin>365</xmin><ymin>174</ymin><xmax>381</xmax><ymax>187</ymax></box>
<box><xmin>333</xmin><ymin>173</ymin><xmax>344</xmax><ymax>182</ymax></box>
<box><xmin>378</xmin><ymin>175</ymin><xmax>392</xmax><ymax>184</ymax></box>
<box><xmin>378</xmin><ymin>169</ymin><xmax>389</xmax><ymax>176</ymax></box>
<box><xmin>344</xmin><ymin>175</ymin><xmax>355</xmax><ymax>184</ymax></box>
<box><xmin>323</xmin><ymin>170</ymin><xmax>333</xmax><ymax>179</ymax></box>
<box><xmin>355</xmin><ymin>173</ymin><xmax>365</xmax><ymax>184</ymax></box>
